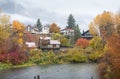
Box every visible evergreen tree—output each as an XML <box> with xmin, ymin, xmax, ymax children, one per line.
<box><xmin>74</xmin><ymin>24</ymin><xmax>81</xmax><ymax>42</ymax></box>
<box><xmin>67</xmin><ymin>14</ymin><xmax>76</xmax><ymax>29</ymax></box>
<box><xmin>36</xmin><ymin>18</ymin><xmax>42</xmax><ymax>32</ymax></box>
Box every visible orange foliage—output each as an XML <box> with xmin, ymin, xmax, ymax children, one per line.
<box><xmin>90</xmin><ymin>11</ymin><xmax>120</xmax><ymax>79</ymax></box>
<box><xmin>107</xmin><ymin>34</ymin><xmax>120</xmax><ymax>54</ymax></box>
<box><xmin>49</xmin><ymin>23</ymin><xmax>60</xmax><ymax>33</ymax></box>
<box><xmin>12</xmin><ymin>20</ymin><xmax>25</xmax><ymax>31</ymax></box>
<box><xmin>12</xmin><ymin>20</ymin><xmax>25</xmax><ymax>45</ymax></box>
<box><xmin>75</xmin><ymin>38</ymin><xmax>89</xmax><ymax>48</ymax></box>
<box><xmin>99</xmin><ymin>34</ymin><xmax>120</xmax><ymax>79</ymax></box>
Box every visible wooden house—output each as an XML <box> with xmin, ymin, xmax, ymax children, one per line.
<box><xmin>61</xmin><ymin>28</ymin><xmax>74</xmax><ymax>36</ymax></box>
<box><xmin>81</xmin><ymin>30</ymin><xmax>93</xmax><ymax>40</ymax></box>
<box><xmin>39</xmin><ymin>37</ymin><xmax>61</xmax><ymax>50</ymax></box>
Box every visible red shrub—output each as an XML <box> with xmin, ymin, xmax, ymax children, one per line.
<box><xmin>75</xmin><ymin>38</ymin><xmax>89</xmax><ymax>48</ymax></box>
<box><xmin>0</xmin><ymin>52</ymin><xmax>28</xmax><ymax>65</ymax></box>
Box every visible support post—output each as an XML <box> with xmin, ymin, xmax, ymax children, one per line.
<box><xmin>34</xmin><ymin>76</ymin><xmax>36</xmax><ymax>79</ymax></box>
<box><xmin>91</xmin><ymin>76</ymin><xmax>93</xmax><ymax>79</ymax></box>
<box><xmin>37</xmin><ymin>75</ymin><xmax>40</xmax><ymax>79</ymax></box>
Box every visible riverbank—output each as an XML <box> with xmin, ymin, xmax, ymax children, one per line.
<box><xmin>0</xmin><ymin>62</ymin><xmax>98</xmax><ymax>71</ymax></box>
<box><xmin>0</xmin><ymin>47</ymin><xmax>101</xmax><ymax>70</ymax></box>
<box><xmin>0</xmin><ymin>62</ymin><xmax>37</xmax><ymax>70</ymax></box>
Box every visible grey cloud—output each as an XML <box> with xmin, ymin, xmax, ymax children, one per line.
<box><xmin>0</xmin><ymin>0</ymin><xmax>120</xmax><ymax>31</ymax></box>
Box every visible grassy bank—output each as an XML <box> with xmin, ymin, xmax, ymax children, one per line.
<box><xmin>0</xmin><ymin>47</ymin><xmax>102</xmax><ymax>70</ymax></box>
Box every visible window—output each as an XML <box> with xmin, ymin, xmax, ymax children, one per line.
<box><xmin>53</xmin><ymin>44</ymin><xmax>56</xmax><ymax>48</ymax></box>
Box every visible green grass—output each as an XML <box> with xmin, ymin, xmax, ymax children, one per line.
<box><xmin>0</xmin><ymin>63</ymin><xmax>12</xmax><ymax>70</ymax></box>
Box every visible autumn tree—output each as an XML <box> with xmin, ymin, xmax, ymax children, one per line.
<box><xmin>49</xmin><ymin>23</ymin><xmax>60</xmax><ymax>33</ymax></box>
<box><xmin>36</xmin><ymin>18</ymin><xmax>42</xmax><ymax>32</ymax></box>
<box><xmin>0</xmin><ymin>14</ymin><xmax>28</xmax><ymax>64</ymax></box>
<box><xmin>75</xmin><ymin>38</ymin><xmax>89</xmax><ymax>48</ymax></box>
<box><xmin>11</xmin><ymin>21</ymin><xmax>28</xmax><ymax>62</ymax></box>
<box><xmin>114</xmin><ymin>12</ymin><xmax>120</xmax><ymax>34</ymax></box>
<box><xmin>0</xmin><ymin>14</ymin><xmax>10</xmax><ymax>25</ymax></box>
<box><xmin>89</xmin><ymin>36</ymin><xmax>104</xmax><ymax>51</ymax></box>
<box><xmin>89</xmin><ymin>11</ymin><xmax>115</xmax><ymax>40</ymax></box>
<box><xmin>60</xmin><ymin>37</ymin><xmax>70</xmax><ymax>46</ymax></box>
<box><xmin>0</xmin><ymin>13</ymin><xmax>10</xmax><ymax>53</ymax></box>
<box><xmin>89</xmin><ymin>22</ymin><xmax>100</xmax><ymax>36</ymax></box>
<box><xmin>98</xmin><ymin>34</ymin><xmax>120</xmax><ymax>79</ymax></box>
<box><xmin>89</xmin><ymin>36</ymin><xmax>104</xmax><ymax>61</ymax></box>
<box><xmin>52</xmin><ymin>33</ymin><xmax>70</xmax><ymax>46</ymax></box>
<box><xmin>91</xmin><ymin>11</ymin><xmax>120</xmax><ymax>79</ymax></box>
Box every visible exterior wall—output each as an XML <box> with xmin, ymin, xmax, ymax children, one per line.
<box><xmin>42</xmin><ymin>26</ymin><xmax>49</xmax><ymax>34</ymax></box>
<box><xmin>40</xmin><ymin>44</ymin><xmax>60</xmax><ymax>49</ymax></box>
<box><xmin>81</xmin><ymin>30</ymin><xmax>93</xmax><ymax>40</ymax></box>
<box><xmin>39</xmin><ymin>37</ymin><xmax>61</xmax><ymax>50</ymax></box>
<box><xmin>61</xmin><ymin>29</ymin><xmax>74</xmax><ymax>36</ymax></box>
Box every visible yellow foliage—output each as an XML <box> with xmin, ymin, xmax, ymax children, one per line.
<box><xmin>18</xmin><ymin>33</ymin><xmax>23</xmax><ymax>37</ymax></box>
<box><xmin>49</xmin><ymin>23</ymin><xmax>60</xmax><ymax>33</ymax></box>
<box><xmin>94</xmin><ymin>11</ymin><xmax>113</xmax><ymax>27</ymax></box>
<box><xmin>18</xmin><ymin>38</ymin><xmax>23</xmax><ymax>45</ymax></box>
<box><xmin>12</xmin><ymin>20</ymin><xmax>25</xmax><ymax>31</ymax></box>
<box><xmin>89</xmin><ymin>22</ymin><xmax>99</xmax><ymax>36</ymax></box>
<box><xmin>0</xmin><ymin>14</ymin><xmax>10</xmax><ymax>24</ymax></box>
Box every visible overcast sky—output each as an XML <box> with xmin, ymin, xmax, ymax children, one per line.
<box><xmin>0</xmin><ymin>0</ymin><xmax>120</xmax><ymax>31</ymax></box>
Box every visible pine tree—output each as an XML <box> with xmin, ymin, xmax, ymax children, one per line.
<box><xmin>67</xmin><ymin>14</ymin><xmax>76</xmax><ymax>29</ymax></box>
<box><xmin>74</xmin><ymin>24</ymin><xmax>81</xmax><ymax>42</ymax></box>
<box><xmin>36</xmin><ymin>18</ymin><xmax>42</xmax><ymax>32</ymax></box>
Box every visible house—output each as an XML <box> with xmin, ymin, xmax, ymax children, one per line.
<box><xmin>26</xmin><ymin>24</ymin><xmax>50</xmax><ymax>34</ymax></box>
<box><xmin>26</xmin><ymin>25</ymin><xmax>39</xmax><ymax>34</ymax></box>
<box><xmin>61</xmin><ymin>28</ymin><xmax>74</xmax><ymax>36</ymax></box>
<box><xmin>39</xmin><ymin>36</ymin><xmax>61</xmax><ymax>50</ymax></box>
<box><xmin>81</xmin><ymin>30</ymin><xmax>93</xmax><ymax>40</ymax></box>
<box><xmin>40</xmin><ymin>24</ymin><xmax>50</xmax><ymax>34</ymax></box>
<box><xmin>25</xmin><ymin>42</ymin><xmax>36</xmax><ymax>49</ymax></box>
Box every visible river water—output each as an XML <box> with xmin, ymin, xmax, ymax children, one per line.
<box><xmin>0</xmin><ymin>63</ymin><xmax>99</xmax><ymax>79</ymax></box>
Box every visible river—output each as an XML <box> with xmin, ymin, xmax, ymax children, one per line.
<box><xmin>0</xmin><ymin>63</ymin><xmax>99</xmax><ymax>79</ymax></box>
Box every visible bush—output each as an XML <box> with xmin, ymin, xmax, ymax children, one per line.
<box><xmin>0</xmin><ymin>52</ymin><xmax>28</xmax><ymax>65</ymax></box>
<box><xmin>39</xmin><ymin>51</ymin><xmax>61</xmax><ymax>64</ymax></box>
<box><xmin>59</xmin><ymin>48</ymin><xmax>87</xmax><ymax>63</ymax></box>
<box><xmin>89</xmin><ymin>51</ymin><xmax>103</xmax><ymax>62</ymax></box>
<box><xmin>29</xmin><ymin>49</ymin><xmax>61</xmax><ymax>64</ymax></box>
<box><xmin>75</xmin><ymin>38</ymin><xmax>89</xmax><ymax>48</ymax></box>
<box><xmin>0</xmin><ymin>63</ymin><xmax>11</xmax><ymax>70</ymax></box>
<box><xmin>28</xmin><ymin>49</ymin><xmax>42</xmax><ymax>63</ymax></box>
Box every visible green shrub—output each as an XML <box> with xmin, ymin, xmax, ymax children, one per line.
<box><xmin>89</xmin><ymin>51</ymin><xmax>103</xmax><ymax>62</ymax></box>
<box><xmin>59</xmin><ymin>48</ymin><xmax>87</xmax><ymax>63</ymax></box>
<box><xmin>28</xmin><ymin>49</ymin><xmax>42</xmax><ymax>63</ymax></box>
<box><xmin>39</xmin><ymin>51</ymin><xmax>61</xmax><ymax>64</ymax></box>
<box><xmin>0</xmin><ymin>63</ymin><xmax>11</xmax><ymax>70</ymax></box>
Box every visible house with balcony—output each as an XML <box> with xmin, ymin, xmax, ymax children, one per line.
<box><xmin>61</xmin><ymin>28</ymin><xmax>74</xmax><ymax>36</ymax></box>
<box><xmin>81</xmin><ymin>30</ymin><xmax>93</xmax><ymax>40</ymax></box>
<box><xmin>38</xmin><ymin>36</ymin><xmax>61</xmax><ymax>50</ymax></box>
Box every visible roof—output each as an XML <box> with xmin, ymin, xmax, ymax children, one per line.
<box><xmin>61</xmin><ymin>28</ymin><xmax>74</xmax><ymax>31</ymax></box>
<box><xmin>50</xmin><ymin>40</ymin><xmax>61</xmax><ymax>44</ymax></box>
<box><xmin>82</xmin><ymin>30</ymin><xmax>89</xmax><ymax>35</ymax></box>
<box><xmin>40</xmin><ymin>37</ymin><xmax>51</xmax><ymax>40</ymax></box>
<box><xmin>25</xmin><ymin>42</ymin><xmax>36</xmax><ymax>47</ymax></box>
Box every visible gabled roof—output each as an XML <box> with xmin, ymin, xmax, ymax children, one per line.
<box><xmin>61</xmin><ymin>28</ymin><xmax>74</xmax><ymax>31</ymax></box>
<box><xmin>40</xmin><ymin>37</ymin><xmax>51</xmax><ymax>40</ymax></box>
<box><xmin>50</xmin><ymin>40</ymin><xmax>61</xmax><ymax>44</ymax></box>
<box><xmin>25</xmin><ymin>42</ymin><xmax>36</xmax><ymax>47</ymax></box>
<box><xmin>82</xmin><ymin>30</ymin><xmax>89</xmax><ymax>35</ymax></box>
